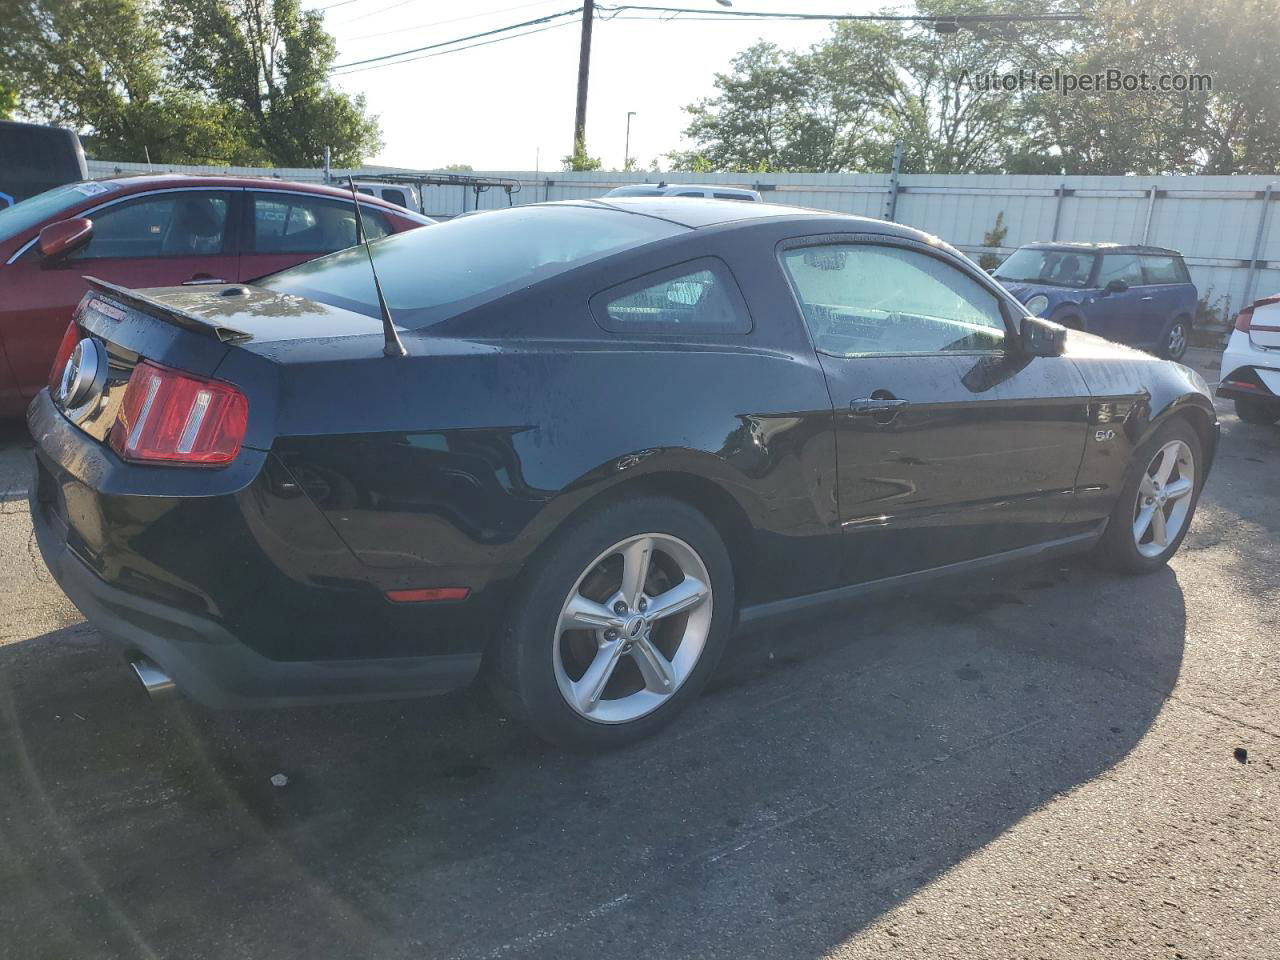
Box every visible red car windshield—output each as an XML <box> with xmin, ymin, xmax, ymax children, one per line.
<box><xmin>0</xmin><ymin>181</ymin><xmax>117</xmax><ymax>246</ymax></box>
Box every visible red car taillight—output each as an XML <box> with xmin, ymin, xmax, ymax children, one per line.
<box><xmin>1235</xmin><ymin>306</ymin><xmax>1254</xmax><ymax>333</ymax></box>
<box><xmin>48</xmin><ymin>321</ymin><xmax>82</xmax><ymax>392</ymax></box>
<box><xmin>108</xmin><ymin>360</ymin><xmax>248</xmax><ymax>466</ymax></box>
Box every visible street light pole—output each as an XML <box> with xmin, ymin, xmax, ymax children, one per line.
<box><xmin>572</xmin><ymin>0</ymin><xmax>595</xmax><ymax>161</ymax></box>
<box><xmin>624</xmin><ymin>111</ymin><xmax>636</xmax><ymax>171</ymax></box>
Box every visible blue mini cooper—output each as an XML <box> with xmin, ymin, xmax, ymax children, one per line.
<box><xmin>993</xmin><ymin>243</ymin><xmax>1197</xmax><ymax>360</ymax></box>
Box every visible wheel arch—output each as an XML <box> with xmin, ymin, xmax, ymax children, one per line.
<box><xmin>1146</xmin><ymin>395</ymin><xmax>1218</xmax><ymax>473</ymax></box>
<box><xmin>554</xmin><ymin>469</ymin><xmax>756</xmax><ymax>598</ymax></box>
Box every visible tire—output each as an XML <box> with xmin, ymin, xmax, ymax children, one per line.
<box><xmin>1054</xmin><ymin>312</ymin><xmax>1083</xmax><ymax>331</ymax></box>
<box><xmin>1161</xmin><ymin>315</ymin><xmax>1191</xmax><ymax>361</ymax></box>
<box><xmin>1235</xmin><ymin>396</ymin><xmax>1280</xmax><ymax>425</ymax></box>
<box><xmin>490</xmin><ymin>495</ymin><xmax>734</xmax><ymax>750</ymax></box>
<box><xmin>1096</xmin><ymin>418</ymin><xmax>1203</xmax><ymax>574</ymax></box>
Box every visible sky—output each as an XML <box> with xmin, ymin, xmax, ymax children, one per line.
<box><xmin>310</xmin><ymin>0</ymin><xmax>902</xmax><ymax>171</ymax></box>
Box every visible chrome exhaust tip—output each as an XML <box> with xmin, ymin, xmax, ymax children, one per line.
<box><xmin>129</xmin><ymin>658</ymin><xmax>177</xmax><ymax>699</ymax></box>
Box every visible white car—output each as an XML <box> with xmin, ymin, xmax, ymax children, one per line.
<box><xmin>603</xmin><ymin>182</ymin><xmax>762</xmax><ymax>202</ymax></box>
<box><xmin>1218</xmin><ymin>293</ymin><xmax>1280</xmax><ymax>424</ymax></box>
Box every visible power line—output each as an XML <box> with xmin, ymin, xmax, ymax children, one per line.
<box><xmin>596</xmin><ymin>5</ymin><xmax>1087</xmax><ymax>25</ymax></box>
<box><xmin>329</xmin><ymin>6</ymin><xmax>582</xmax><ymax>72</ymax></box>
<box><xmin>337</xmin><ymin>0</ymin><xmax>567</xmax><ymax>43</ymax></box>
<box><xmin>330</xmin><ymin>17</ymin><xmax>579</xmax><ymax>75</ymax></box>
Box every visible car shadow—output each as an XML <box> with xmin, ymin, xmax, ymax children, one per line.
<box><xmin>0</xmin><ymin>558</ymin><xmax>1185</xmax><ymax>960</ymax></box>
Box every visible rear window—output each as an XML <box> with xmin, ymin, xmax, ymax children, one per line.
<box><xmin>260</xmin><ymin>203</ymin><xmax>687</xmax><ymax>328</ymax></box>
<box><xmin>1141</xmin><ymin>255</ymin><xmax>1189</xmax><ymax>284</ymax></box>
<box><xmin>593</xmin><ymin>258</ymin><xmax>751</xmax><ymax>335</ymax></box>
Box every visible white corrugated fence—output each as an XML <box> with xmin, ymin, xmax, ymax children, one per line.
<box><xmin>87</xmin><ymin>158</ymin><xmax>1279</xmax><ymax>331</ymax></box>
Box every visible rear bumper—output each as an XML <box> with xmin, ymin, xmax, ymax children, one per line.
<box><xmin>31</xmin><ymin>498</ymin><xmax>481</xmax><ymax>706</ymax></box>
<box><xmin>27</xmin><ymin>389</ymin><xmax>486</xmax><ymax>707</ymax></box>
<box><xmin>1217</xmin><ymin>331</ymin><xmax>1280</xmax><ymax>401</ymax></box>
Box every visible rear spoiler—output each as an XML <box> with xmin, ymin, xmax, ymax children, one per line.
<box><xmin>85</xmin><ymin>276</ymin><xmax>253</xmax><ymax>344</ymax></box>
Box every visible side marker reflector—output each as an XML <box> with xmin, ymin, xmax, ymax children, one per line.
<box><xmin>386</xmin><ymin>587</ymin><xmax>471</xmax><ymax>604</ymax></box>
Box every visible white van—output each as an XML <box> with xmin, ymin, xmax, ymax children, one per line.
<box><xmin>353</xmin><ymin>181</ymin><xmax>420</xmax><ymax>211</ymax></box>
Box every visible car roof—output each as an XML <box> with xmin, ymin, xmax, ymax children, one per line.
<box><xmin>580</xmin><ymin>197</ymin><xmax>955</xmax><ymax>250</ymax></box>
<box><xmin>605</xmin><ymin>183</ymin><xmax>758</xmax><ymax>196</ymax></box>
<box><xmin>83</xmin><ymin>173</ymin><xmax>429</xmax><ymax>219</ymax></box>
<box><xmin>585</xmin><ymin>196</ymin><xmax>836</xmax><ymax>228</ymax></box>
<box><xmin>1021</xmin><ymin>241</ymin><xmax>1184</xmax><ymax>257</ymax></box>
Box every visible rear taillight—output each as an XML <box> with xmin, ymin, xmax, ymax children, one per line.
<box><xmin>108</xmin><ymin>360</ymin><xmax>248</xmax><ymax>466</ymax></box>
<box><xmin>1235</xmin><ymin>306</ymin><xmax>1254</xmax><ymax>333</ymax></box>
<box><xmin>48</xmin><ymin>321</ymin><xmax>82</xmax><ymax>392</ymax></box>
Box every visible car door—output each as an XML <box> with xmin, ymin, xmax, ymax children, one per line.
<box><xmin>1087</xmin><ymin>252</ymin><xmax>1150</xmax><ymax>344</ymax></box>
<box><xmin>239</xmin><ymin>190</ymin><xmax>395</xmax><ymax>281</ymax></box>
<box><xmin>1139</xmin><ymin>254</ymin><xmax>1191</xmax><ymax>345</ymax></box>
<box><xmin>1</xmin><ymin>187</ymin><xmax>238</xmax><ymax>403</ymax></box>
<box><xmin>778</xmin><ymin>236</ymin><xmax>1091</xmax><ymax>585</ymax></box>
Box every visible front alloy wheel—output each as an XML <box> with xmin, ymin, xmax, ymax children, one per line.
<box><xmin>553</xmin><ymin>534</ymin><xmax>712</xmax><ymax>724</ymax></box>
<box><xmin>1132</xmin><ymin>439</ymin><xmax>1196</xmax><ymax>558</ymax></box>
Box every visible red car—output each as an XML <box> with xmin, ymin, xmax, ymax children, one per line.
<box><xmin>0</xmin><ymin>174</ymin><xmax>432</xmax><ymax>417</ymax></box>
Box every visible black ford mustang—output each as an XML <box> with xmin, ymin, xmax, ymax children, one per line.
<box><xmin>28</xmin><ymin>198</ymin><xmax>1218</xmax><ymax>748</ymax></box>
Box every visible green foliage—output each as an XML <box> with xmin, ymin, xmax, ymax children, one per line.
<box><xmin>674</xmin><ymin>0</ymin><xmax>1279</xmax><ymax>176</ymax></box>
<box><xmin>0</xmin><ymin>0</ymin><xmax>381</xmax><ymax>166</ymax></box>
<box><xmin>441</xmin><ymin>163</ymin><xmax>474</xmax><ymax>172</ymax></box>
<box><xmin>562</xmin><ymin>137</ymin><xmax>603</xmax><ymax>171</ymax></box>
<box><xmin>979</xmin><ymin>211</ymin><xmax>1008</xmax><ymax>271</ymax></box>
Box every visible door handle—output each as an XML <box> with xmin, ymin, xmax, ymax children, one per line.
<box><xmin>184</xmin><ymin>274</ymin><xmax>227</xmax><ymax>285</ymax></box>
<box><xmin>1140</xmin><ymin>296</ymin><xmax>1154</xmax><ymax>301</ymax></box>
<box><xmin>850</xmin><ymin>396</ymin><xmax>910</xmax><ymax>421</ymax></box>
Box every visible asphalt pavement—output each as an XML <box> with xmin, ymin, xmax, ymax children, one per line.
<box><xmin>1</xmin><ymin>345</ymin><xmax>1276</xmax><ymax>960</ymax></box>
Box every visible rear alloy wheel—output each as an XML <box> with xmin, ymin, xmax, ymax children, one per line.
<box><xmin>1097</xmin><ymin>418</ymin><xmax>1202</xmax><ymax>573</ymax></box>
<box><xmin>1235</xmin><ymin>396</ymin><xmax>1280</xmax><ymax>425</ymax></box>
<box><xmin>1162</xmin><ymin>317</ymin><xmax>1190</xmax><ymax>361</ymax></box>
<box><xmin>492</xmin><ymin>497</ymin><xmax>732</xmax><ymax>749</ymax></box>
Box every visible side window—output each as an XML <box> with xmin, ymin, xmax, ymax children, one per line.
<box><xmin>1141</xmin><ymin>255</ymin><xmax>1184</xmax><ymax>285</ymax></box>
<box><xmin>593</xmin><ymin>258</ymin><xmax>751</xmax><ymax>335</ymax></box>
<box><xmin>251</xmin><ymin>193</ymin><xmax>391</xmax><ymax>254</ymax></box>
<box><xmin>781</xmin><ymin>243</ymin><xmax>1006</xmax><ymax>357</ymax></box>
<box><xmin>714</xmin><ymin>192</ymin><xmax>753</xmax><ymax>201</ymax></box>
<box><xmin>381</xmin><ymin>188</ymin><xmax>408</xmax><ymax>207</ymax></box>
<box><xmin>72</xmin><ymin>191</ymin><xmax>230</xmax><ymax>260</ymax></box>
<box><xmin>676</xmin><ymin>191</ymin><xmax>705</xmax><ymax>197</ymax></box>
<box><xmin>1097</xmin><ymin>254</ymin><xmax>1144</xmax><ymax>287</ymax></box>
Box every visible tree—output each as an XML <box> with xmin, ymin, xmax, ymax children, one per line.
<box><xmin>0</xmin><ymin>0</ymin><xmax>381</xmax><ymax>166</ymax></box>
<box><xmin>978</xmin><ymin>212</ymin><xmax>1008</xmax><ymax>271</ymax></box>
<box><xmin>0</xmin><ymin>0</ymin><xmax>243</xmax><ymax>161</ymax></box>
<box><xmin>673</xmin><ymin>1</ymin><xmax>1078</xmax><ymax>174</ymax></box>
<box><xmin>670</xmin><ymin>0</ymin><xmax>1280</xmax><ymax>176</ymax></box>
<box><xmin>164</xmin><ymin>0</ymin><xmax>381</xmax><ymax>167</ymax></box>
<box><xmin>562</xmin><ymin>136</ymin><xmax>602</xmax><ymax>171</ymax></box>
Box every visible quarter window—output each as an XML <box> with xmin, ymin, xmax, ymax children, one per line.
<box><xmin>251</xmin><ymin>193</ymin><xmax>391</xmax><ymax>255</ymax></box>
<box><xmin>71</xmin><ymin>191</ymin><xmax>230</xmax><ymax>260</ymax></box>
<box><xmin>1141</xmin><ymin>255</ymin><xmax>1186</xmax><ymax>284</ymax></box>
<box><xmin>781</xmin><ymin>243</ymin><xmax>1006</xmax><ymax>356</ymax></box>
<box><xmin>594</xmin><ymin>258</ymin><xmax>751</xmax><ymax>335</ymax></box>
<box><xmin>1097</xmin><ymin>254</ymin><xmax>1144</xmax><ymax>287</ymax></box>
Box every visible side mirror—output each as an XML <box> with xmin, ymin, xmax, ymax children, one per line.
<box><xmin>1104</xmin><ymin>278</ymin><xmax>1128</xmax><ymax>295</ymax></box>
<box><xmin>1020</xmin><ymin>315</ymin><xmax>1068</xmax><ymax>357</ymax></box>
<box><xmin>38</xmin><ymin>217</ymin><xmax>93</xmax><ymax>260</ymax></box>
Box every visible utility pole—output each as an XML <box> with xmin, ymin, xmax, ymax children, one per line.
<box><xmin>572</xmin><ymin>0</ymin><xmax>595</xmax><ymax>162</ymax></box>
<box><xmin>624</xmin><ymin>111</ymin><xmax>636</xmax><ymax>171</ymax></box>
